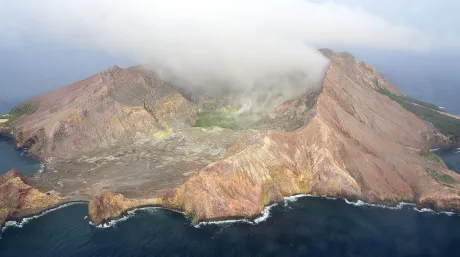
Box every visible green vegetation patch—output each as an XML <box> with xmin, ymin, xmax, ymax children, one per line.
<box><xmin>419</xmin><ymin>150</ymin><xmax>443</xmax><ymax>163</ymax></box>
<box><xmin>193</xmin><ymin>111</ymin><xmax>239</xmax><ymax>129</ymax></box>
<box><xmin>378</xmin><ymin>87</ymin><xmax>460</xmax><ymax>140</ymax></box>
<box><xmin>425</xmin><ymin>168</ymin><xmax>456</xmax><ymax>185</ymax></box>
<box><xmin>9</xmin><ymin>102</ymin><xmax>36</xmax><ymax>117</ymax></box>
<box><xmin>0</xmin><ymin>102</ymin><xmax>37</xmax><ymax>127</ymax></box>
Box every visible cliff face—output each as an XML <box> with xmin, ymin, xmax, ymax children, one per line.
<box><xmin>6</xmin><ymin>49</ymin><xmax>460</xmax><ymax>226</ymax></box>
<box><xmin>88</xmin><ymin>192</ymin><xmax>158</xmax><ymax>225</ymax></box>
<box><xmin>161</xmin><ymin>51</ymin><xmax>460</xmax><ymax>222</ymax></box>
<box><xmin>8</xmin><ymin>66</ymin><xmax>197</xmax><ymax>163</ymax></box>
<box><xmin>0</xmin><ymin>169</ymin><xmax>61</xmax><ymax>229</ymax></box>
<box><xmin>319</xmin><ymin>49</ymin><xmax>404</xmax><ymax>96</ymax></box>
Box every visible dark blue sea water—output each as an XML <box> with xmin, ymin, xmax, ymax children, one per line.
<box><xmin>436</xmin><ymin>148</ymin><xmax>460</xmax><ymax>172</ymax></box>
<box><xmin>1</xmin><ymin>147</ymin><xmax>460</xmax><ymax>256</ymax></box>
<box><xmin>0</xmin><ymin>135</ymin><xmax>42</xmax><ymax>175</ymax></box>
<box><xmin>2</xmin><ymin>190</ymin><xmax>460</xmax><ymax>257</ymax></box>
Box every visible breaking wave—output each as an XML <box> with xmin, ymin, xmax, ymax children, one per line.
<box><xmin>1</xmin><ymin>202</ymin><xmax>87</xmax><ymax>233</ymax></box>
<box><xmin>431</xmin><ymin>147</ymin><xmax>460</xmax><ymax>154</ymax></box>
<box><xmin>343</xmin><ymin>199</ymin><xmax>416</xmax><ymax>210</ymax></box>
<box><xmin>90</xmin><ymin>207</ymin><xmax>161</xmax><ymax>228</ymax></box>
<box><xmin>89</xmin><ymin>201</ymin><xmax>281</xmax><ymax>229</ymax></box>
<box><xmin>343</xmin><ymin>198</ymin><xmax>458</xmax><ymax>216</ymax></box>
<box><xmin>254</xmin><ymin>203</ymin><xmax>278</xmax><ymax>224</ymax></box>
<box><xmin>89</xmin><ymin>215</ymin><xmax>132</xmax><ymax>228</ymax></box>
<box><xmin>194</xmin><ymin>218</ymin><xmax>252</xmax><ymax>228</ymax></box>
<box><xmin>196</xmin><ymin>195</ymin><xmax>341</xmax><ymax>228</ymax></box>
<box><xmin>4</xmin><ymin>195</ymin><xmax>458</xmax><ymax>234</ymax></box>
<box><xmin>284</xmin><ymin>193</ymin><xmax>312</xmax><ymax>203</ymax></box>
<box><xmin>90</xmin><ymin>207</ymin><xmax>187</xmax><ymax>229</ymax></box>
<box><xmin>37</xmin><ymin>163</ymin><xmax>45</xmax><ymax>173</ymax></box>
<box><xmin>194</xmin><ymin>203</ymin><xmax>279</xmax><ymax>228</ymax></box>
<box><xmin>412</xmin><ymin>207</ymin><xmax>455</xmax><ymax>216</ymax></box>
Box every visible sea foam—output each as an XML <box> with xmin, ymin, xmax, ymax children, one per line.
<box><xmin>254</xmin><ymin>203</ymin><xmax>278</xmax><ymax>224</ymax></box>
<box><xmin>37</xmin><ymin>163</ymin><xmax>45</xmax><ymax>173</ymax></box>
<box><xmin>343</xmin><ymin>199</ymin><xmax>416</xmax><ymax>210</ymax></box>
<box><xmin>89</xmin><ymin>207</ymin><xmax>186</xmax><ymax>229</ymax></box>
<box><xmin>1</xmin><ymin>202</ymin><xmax>87</xmax><ymax>233</ymax></box>
<box><xmin>194</xmin><ymin>203</ymin><xmax>279</xmax><ymax>228</ymax></box>
<box><xmin>284</xmin><ymin>194</ymin><xmax>313</xmax><ymax>203</ymax></box>
<box><xmin>90</xmin><ymin>207</ymin><xmax>161</xmax><ymax>228</ymax></box>
<box><xmin>343</xmin><ymin>198</ymin><xmax>458</xmax><ymax>217</ymax></box>
<box><xmin>194</xmin><ymin>218</ymin><xmax>252</xmax><ymax>228</ymax></box>
<box><xmin>3</xmin><ymin>194</ymin><xmax>458</xmax><ymax>234</ymax></box>
<box><xmin>196</xmin><ymin>195</ymin><xmax>343</xmax><ymax>228</ymax></box>
<box><xmin>282</xmin><ymin>194</ymin><xmax>458</xmax><ymax>218</ymax></box>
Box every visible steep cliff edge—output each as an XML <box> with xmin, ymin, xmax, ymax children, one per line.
<box><xmin>6</xmin><ymin>66</ymin><xmax>197</xmax><ymax>163</ymax></box>
<box><xmin>4</xmin><ymin>50</ymin><xmax>460</xmax><ymax>226</ymax></box>
<box><xmin>159</xmin><ymin>51</ymin><xmax>460</xmax><ymax>222</ymax></box>
<box><xmin>88</xmin><ymin>191</ymin><xmax>158</xmax><ymax>225</ymax></box>
<box><xmin>88</xmin><ymin>51</ymin><xmax>460</xmax><ymax>225</ymax></box>
<box><xmin>0</xmin><ymin>169</ymin><xmax>61</xmax><ymax>230</ymax></box>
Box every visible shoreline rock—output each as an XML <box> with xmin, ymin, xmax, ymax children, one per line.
<box><xmin>3</xmin><ymin>49</ymin><xmax>460</xmax><ymax>228</ymax></box>
<box><xmin>0</xmin><ymin>169</ymin><xmax>62</xmax><ymax>231</ymax></box>
<box><xmin>4</xmin><ymin>188</ymin><xmax>460</xmax><ymax>231</ymax></box>
<box><xmin>88</xmin><ymin>191</ymin><xmax>158</xmax><ymax>226</ymax></box>
<box><xmin>88</xmin><ymin>190</ymin><xmax>460</xmax><ymax>226</ymax></box>
<box><xmin>158</xmin><ymin>51</ymin><xmax>460</xmax><ymax>222</ymax></box>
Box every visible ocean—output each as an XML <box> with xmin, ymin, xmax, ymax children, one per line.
<box><xmin>1</xmin><ymin>137</ymin><xmax>460</xmax><ymax>256</ymax></box>
<box><xmin>0</xmin><ymin>135</ymin><xmax>43</xmax><ymax>175</ymax></box>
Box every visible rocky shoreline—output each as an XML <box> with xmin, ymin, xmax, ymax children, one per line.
<box><xmin>2</xmin><ymin>166</ymin><xmax>460</xmax><ymax>231</ymax></box>
<box><xmin>6</xmin><ymin>189</ymin><xmax>460</xmax><ymax>232</ymax></box>
<box><xmin>2</xmin><ymin>49</ymin><xmax>460</xmax><ymax>229</ymax></box>
<box><xmin>0</xmin><ymin>169</ymin><xmax>62</xmax><ymax>230</ymax></box>
<box><xmin>1</xmin><ymin>201</ymin><xmax>88</xmax><ymax>232</ymax></box>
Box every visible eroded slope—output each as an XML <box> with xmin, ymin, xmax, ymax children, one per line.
<box><xmin>0</xmin><ymin>169</ymin><xmax>61</xmax><ymax>229</ymax></box>
<box><xmin>3</xmin><ymin>50</ymin><xmax>460</xmax><ymax>226</ymax></box>
<box><xmin>8</xmin><ymin>66</ymin><xmax>197</xmax><ymax>163</ymax></box>
<box><xmin>159</xmin><ymin>51</ymin><xmax>460</xmax><ymax>222</ymax></box>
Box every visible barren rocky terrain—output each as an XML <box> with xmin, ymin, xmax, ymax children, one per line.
<box><xmin>0</xmin><ymin>169</ymin><xmax>61</xmax><ymax>227</ymax></box>
<box><xmin>1</xmin><ymin>49</ymin><xmax>460</xmax><ymax>227</ymax></box>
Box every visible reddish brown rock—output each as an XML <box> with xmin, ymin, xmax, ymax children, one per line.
<box><xmin>8</xmin><ymin>66</ymin><xmax>197</xmax><ymax>162</ymax></box>
<box><xmin>88</xmin><ymin>192</ymin><xmax>135</xmax><ymax>225</ymax></box>
<box><xmin>0</xmin><ymin>169</ymin><xmax>61</xmax><ymax>229</ymax></box>
<box><xmin>162</xmin><ymin>51</ymin><xmax>460</xmax><ymax>222</ymax></box>
<box><xmin>5</xmin><ymin>50</ymin><xmax>460</xmax><ymax>225</ymax></box>
<box><xmin>88</xmin><ymin>191</ymin><xmax>157</xmax><ymax>225</ymax></box>
<box><xmin>319</xmin><ymin>48</ymin><xmax>404</xmax><ymax>95</ymax></box>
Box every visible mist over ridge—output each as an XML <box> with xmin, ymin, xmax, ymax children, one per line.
<box><xmin>0</xmin><ymin>0</ymin><xmax>431</xmax><ymax>113</ymax></box>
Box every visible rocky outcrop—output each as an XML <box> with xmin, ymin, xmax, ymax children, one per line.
<box><xmin>161</xmin><ymin>51</ymin><xmax>460</xmax><ymax>222</ymax></box>
<box><xmin>5</xmin><ymin>49</ymin><xmax>460</xmax><ymax>225</ymax></box>
<box><xmin>88</xmin><ymin>191</ymin><xmax>157</xmax><ymax>225</ymax></box>
<box><xmin>0</xmin><ymin>127</ymin><xmax>10</xmax><ymax>137</ymax></box>
<box><xmin>8</xmin><ymin>66</ymin><xmax>197</xmax><ymax>163</ymax></box>
<box><xmin>319</xmin><ymin>48</ymin><xmax>404</xmax><ymax>96</ymax></box>
<box><xmin>0</xmin><ymin>169</ymin><xmax>61</xmax><ymax>229</ymax></box>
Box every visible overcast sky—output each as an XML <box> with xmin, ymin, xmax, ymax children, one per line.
<box><xmin>0</xmin><ymin>0</ymin><xmax>458</xmax><ymax>104</ymax></box>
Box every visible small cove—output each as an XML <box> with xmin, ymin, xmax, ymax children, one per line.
<box><xmin>0</xmin><ymin>135</ymin><xmax>42</xmax><ymax>175</ymax></box>
<box><xmin>1</xmin><ymin>137</ymin><xmax>460</xmax><ymax>256</ymax></box>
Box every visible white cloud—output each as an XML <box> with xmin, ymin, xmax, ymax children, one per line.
<box><xmin>0</xmin><ymin>0</ymin><xmax>432</xmax><ymax>101</ymax></box>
